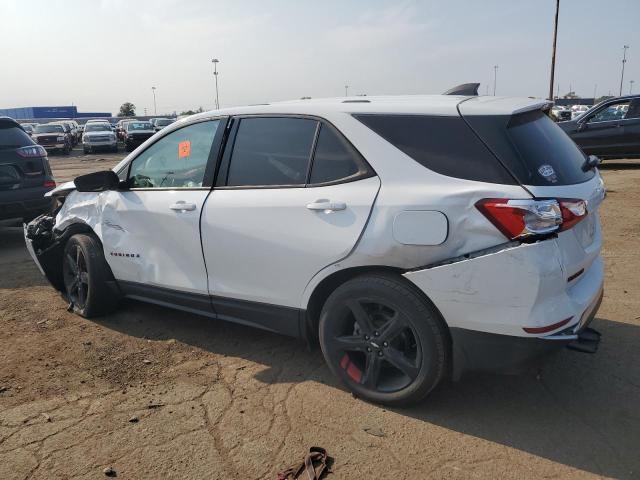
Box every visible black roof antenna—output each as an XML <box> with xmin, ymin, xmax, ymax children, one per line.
<box><xmin>443</xmin><ymin>83</ymin><xmax>480</xmax><ymax>96</ymax></box>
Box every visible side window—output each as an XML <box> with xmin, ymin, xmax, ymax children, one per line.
<box><xmin>587</xmin><ymin>101</ymin><xmax>630</xmax><ymax>123</ymax></box>
<box><xmin>626</xmin><ymin>99</ymin><xmax>640</xmax><ymax>119</ymax></box>
<box><xmin>309</xmin><ymin>124</ymin><xmax>363</xmax><ymax>184</ymax></box>
<box><xmin>226</xmin><ymin>117</ymin><xmax>317</xmax><ymax>187</ymax></box>
<box><xmin>128</xmin><ymin>120</ymin><xmax>219</xmax><ymax>188</ymax></box>
<box><xmin>355</xmin><ymin>114</ymin><xmax>514</xmax><ymax>184</ymax></box>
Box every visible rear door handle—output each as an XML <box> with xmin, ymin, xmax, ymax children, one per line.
<box><xmin>170</xmin><ymin>201</ymin><xmax>197</xmax><ymax>212</ymax></box>
<box><xmin>306</xmin><ymin>200</ymin><xmax>347</xmax><ymax>212</ymax></box>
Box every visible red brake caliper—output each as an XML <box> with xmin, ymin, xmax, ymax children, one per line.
<box><xmin>340</xmin><ymin>354</ymin><xmax>363</xmax><ymax>383</ymax></box>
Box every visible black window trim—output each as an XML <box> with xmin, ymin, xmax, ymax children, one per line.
<box><xmin>119</xmin><ymin>116</ymin><xmax>229</xmax><ymax>191</ymax></box>
<box><xmin>214</xmin><ymin>113</ymin><xmax>376</xmax><ymax>190</ymax></box>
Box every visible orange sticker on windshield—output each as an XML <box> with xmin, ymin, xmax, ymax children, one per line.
<box><xmin>178</xmin><ymin>140</ymin><xmax>191</xmax><ymax>158</ymax></box>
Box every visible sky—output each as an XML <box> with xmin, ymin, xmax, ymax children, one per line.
<box><xmin>0</xmin><ymin>0</ymin><xmax>638</xmax><ymax>115</ymax></box>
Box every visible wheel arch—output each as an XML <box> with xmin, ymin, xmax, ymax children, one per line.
<box><xmin>303</xmin><ymin>265</ymin><xmax>452</xmax><ymax>350</ymax></box>
<box><xmin>34</xmin><ymin>220</ymin><xmax>105</xmax><ymax>292</ymax></box>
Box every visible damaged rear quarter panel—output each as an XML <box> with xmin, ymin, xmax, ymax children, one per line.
<box><xmin>402</xmin><ymin>240</ymin><xmax>571</xmax><ymax>337</ymax></box>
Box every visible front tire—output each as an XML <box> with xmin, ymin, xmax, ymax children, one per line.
<box><xmin>62</xmin><ymin>234</ymin><xmax>119</xmax><ymax>317</ymax></box>
<box><xmin>319</xmin><ymin>273</ymin><xmax>448</xmax><ymax>406</ymax></box>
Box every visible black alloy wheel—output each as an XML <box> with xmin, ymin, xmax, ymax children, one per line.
<box><xmin>61</xmin><ymin>234</ymin><xmax>120</xmax><ymax>317</ymax></box>
<box><xmin>63</xmin><ymin>242</ymin><xmax>89</xmax><ymax>309</ymax></box>
<box><xmin>319</xmin><ymin>274</ymin><xmax>447</xmax><ymax>405</ymax></box>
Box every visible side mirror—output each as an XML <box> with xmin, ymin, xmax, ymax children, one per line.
<box><xmin>577</xmin><ymin>121</ymin><xmax>588</xmax><ymax>131</ymax></box>
<box><xmin>74</xmin><ymin>170</ymin><xmax>120</xmax><ymax>192</ymax></box>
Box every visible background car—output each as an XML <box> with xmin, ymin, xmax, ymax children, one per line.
<box><xmin>550</xmin><ymin>105</ymin><xmax>571</xmax><ymax>121</ymax></box>
<box><xmin>559</xmin><ymin>94</ymin><xmax>640</xmax><ymax>158</ymax></box>
<box><xmin>116</xmin><ymin>119</ymin><xmax>135</xmax><ymax>141</ymax></box>
<box><xmin>21</xmin><ymin>124</ymin><xmax>34</xmax><ymax>137</ymax></box>
<box><xmin>0</xmin><ymin>117</ymin><xmax>55</xmax><ymax>222</ymax></box>
<box><xmin>32</xmin><ymin>123</ymin><xmax>71</xmax><ymax>154</ymax></box>
<box><xmin>570</xmin><ymin>104</ymin><xmax>590</xmax><ymax>120</ymax></box>
<box><xmin>82</xmin><ymin>122</ymin><xmax>118</xmax><ymax>153</ymax></box>
<box><xmin>152</xmin><ymin>118</ymin><xmax>175</xmax><ymax>131</ymax></box>
<box><xmin>123</xmin><ymin>121</ymin><xmax>154</xmax><ymax>151</ymax></box>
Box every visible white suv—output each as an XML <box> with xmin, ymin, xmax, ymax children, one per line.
<box><xmin>25</xmin><ymin>95</ymin><xmax>605</xmax><ymax>405</ymax></box>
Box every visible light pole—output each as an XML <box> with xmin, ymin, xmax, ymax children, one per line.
<box><xmin>493</xmin><ymin>65</ymin><xmax>498</xmax><ymax>96</ymax></box>
<box><xmin>631</xmin><ymin>80</ymin><xmax>635</xmax><ymax>95</ymax></box>
<box><xmin>345</xmin><ymin>84</ymin><xmax>349</xmax><ymax>96</ymax></box>
<box><xmin>151</xmin><ymin>87</ymin><xmax>157</xmax><ymax>115</ymax></box>
<box><xmin>619</xmin><ymin>45</ymin><xmax>629</xmax><ymax>96</ymax></box>
<box><xmin>548</xmin><ymin>0</ymin><xmax>560</xmax><ymax>100</ymax></box>
<box><xmin>212</xmin><ymin>58</ymin><xmax>220</xmax><ymax>109</ymax></box>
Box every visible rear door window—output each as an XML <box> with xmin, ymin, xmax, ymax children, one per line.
<box><xmin>354</xmin><ymin>114</ymin><xmax>515</xmax><ymax>184</ymax></box>
<box><xmin>309</xmin><ymin>124</ymin><xmax>367</xmax><ymax>184</ymax></box>
<box><xmin>226</xmin><ymin>117</ymin><xmax>317</xmax><ymax>187</ymax></box>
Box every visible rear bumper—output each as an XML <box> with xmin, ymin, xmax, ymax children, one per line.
<box><xmin>403</xmin><ymin>239</ymin><xmax>604</xmax><ymax>376</ymax></box>
<box><xmin>449</xmin><ymin>287</ymin><xmax>602</xmax><ymax>377</ymax></box>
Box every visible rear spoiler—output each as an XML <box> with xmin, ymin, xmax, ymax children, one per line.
<box><xmin>443</xmin><ymin>83</ymin><xmax>480</xmax><ymax>96</ymax></box>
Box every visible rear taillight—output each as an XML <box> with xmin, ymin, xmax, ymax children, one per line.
<box><xmin>476</xmin><ymin>198</ymin><xmax>587</xmax><ymax>240</ymax></box>
<box><xmin>16</xmin><ymin>145</ymin><xmax>47</xmax><ymax>158</ymax></box>
<box><xmin>43</xmin><ymin>180</ymin><xmax>56</xmax><ymax>188</ymax></box>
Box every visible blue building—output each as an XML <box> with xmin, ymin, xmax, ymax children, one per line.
<box><xmin>0</xmin><ymin>106</ymin><xmax>111</xmax><ymax>120</ymax></box>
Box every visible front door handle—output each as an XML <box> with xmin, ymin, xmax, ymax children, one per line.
<box><xmin>306</xmin><ymin>200</ymin><xmax>347</xmax><ymax>212</ymax></box>
<box><xmin>170</xmin><ymin>201</ymin><xmax>197</xmax><ymax>212</ymax></box>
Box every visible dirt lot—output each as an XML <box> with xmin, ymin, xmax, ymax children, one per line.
<box><xmin>0</xmin><ymin>148</ymin><xmax>639</xmax><ymax>479</ymax></box>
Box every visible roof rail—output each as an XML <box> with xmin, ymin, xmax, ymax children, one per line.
<box><xmin>443</xmin><ymin>83</ymin><xmax>480</xmax><ymax>96</ymax></box>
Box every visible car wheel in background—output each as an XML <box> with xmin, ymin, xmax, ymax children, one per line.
<box><xmin>62</xmin><ymin>234</ymin><xmax>120</xmax><ymax>318</ymax></box>
<box><xmin>319</xmin><ymin>273</ymin><xmax>449</xmax><ymax>406</ymax></box>
<box><xmin>63</xmin><ymin>144</ymin><xmax>71</xmax><ymax>155</ymax></box>
<box><xmin>83</xmin><ymin>146</ymin><xmax>90</xmax><ymax>154</ymax></box>
<box><xmin>111</xmin><ymin>145</ymin><xmax>118</xmax><ymax>153</ymax></box>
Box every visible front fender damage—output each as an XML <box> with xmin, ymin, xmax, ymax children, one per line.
<box><xmin>25</xmin><ymin>212</ymin><xmax>96</xmax><ymax>292</ymax></box>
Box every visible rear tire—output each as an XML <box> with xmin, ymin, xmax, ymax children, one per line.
<box><xmin>319</xmin><ymin>273</ymin><xmax>448</xmax><ymax>406</ymax></box>
<box><xmin>62</xmin><ymin>234</ymin><xmax>119</xmax><ymax>318</ymax></box>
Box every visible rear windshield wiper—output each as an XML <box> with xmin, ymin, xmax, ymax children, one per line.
<box><xmin>582</xmin><ymin>155</ymin><xmax>601</xmax><ymax>172</ymax></box>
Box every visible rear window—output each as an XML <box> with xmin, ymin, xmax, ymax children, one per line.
<box><xmin>507</xmin><ymin>111</ymin><xmax>594</xmax><ymax>185</ymax></box>
<box><xmin>463</xmin><ymin>111</ymin><xmax>594</xmax><ymax>186</ymax></box>
<box><xmin>0</xmin><ymin>125</ymin><xmax>33</xmax><ymax>148</ymax></box>
<box><xmin>35</xmin><ymin>125</ymin><xmax>64</xmax><ymax>134</ymax></box>
<box><xmin>128</xmin><ymin>122</ymin><xmax>152</xmax><ymax>131</ymax></box>
<box><xmin>354</xmin><ymin>114</ymin><xmax>515</xmax><ymax>184</ymax></box>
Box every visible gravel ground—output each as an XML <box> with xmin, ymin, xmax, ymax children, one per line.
<box><xmin>0</xmin><ymin>150</ymin><xmax>638</xmax><ymax>479</ymax></box>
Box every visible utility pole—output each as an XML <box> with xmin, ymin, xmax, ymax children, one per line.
<box><xmin>548</xmin><ymin>0</ymin><xmax>560</xmax><ymax>100</ymax></box>
<box><xmin>151</xmin><ymin>87</ymin><xmax>157</xmax><ymax>115</ymax></box>
<box><xmin>619</xmin><ymin>45</ymin><xmax>629</xmax><ymax>96</ymax></box>
<box><xmin>493</xmin><ymin>65</ymin><xmax>498</xmax><ymax>95</ymax></box>
<box><xmin>212</xmin><ymin>58</ymin><xmax>220</xmax><ymax>109</ymax></box>
<box><xmin>345</xmin><ymin>84</ymin><xmax>349</xmax><ymax>96</ymax></box>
